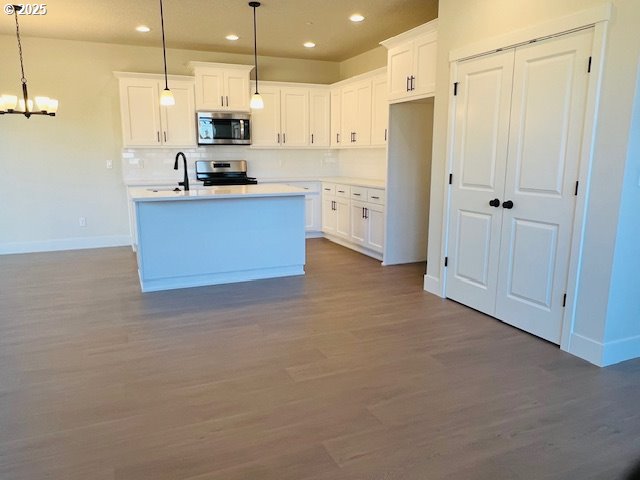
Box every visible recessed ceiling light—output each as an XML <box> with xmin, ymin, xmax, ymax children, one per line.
<box><xmin>349</xmin><ymin>14</ymin><xmax>365</xmax><ymax>22</ymax></box>
<box><xmin>303</xmin><ymin>42</ymin><xmax>316</xmax><ymax>48</ymax></box>
<box><xmin>226</xmin><ymin>34</ymin><xmax>239</xmax><ymax>41</ymax></box>
<box><xmin>136</xmin><ymin>25</ymin><xmax>151</xmax><ymax>33</ymax></box>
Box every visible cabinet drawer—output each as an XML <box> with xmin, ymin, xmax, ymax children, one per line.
<box><xmin>322</xmin><ymin>183</ymin><xmax>336</xmax><ymax>195</ymax></box>
<box><xmin>287</xmin><ymin>181</ymin><xmax>320</xmax><ymax>194</ymax></box>
<box><xmin>350</xmin><ymin>186</ymin><xmax>367</xmax><ymax>200</ymax></box>
<box><xmin>335</xmin><ymin>184</ymin><xmax>350</xmax><ymax>197</ymax></box>
<box><xmin>367</xmin><ymin>188</ymin><xmax>385</xmax><ymax>205</ymax></box>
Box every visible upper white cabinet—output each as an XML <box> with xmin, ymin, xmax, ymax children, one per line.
<box><xmin>341</xmin><ymin>80</ymin><xmax>372</xmax><ymax>146</ymax></box>
<box><xmin>381</xmin><ymin>19</ymin><xmax>437</xmax><ymax>103</ymax></box>
<box><xmin>330</xmin><ymin>67</ymin><xmax>387</xmax><ymax>149</ymax></box>
<box><xmin>189</xmin><ymin>62</ymin><xmax>253</xmax><ymax>112</ymax></box>
<box><xmin>309</xmin><ymin>89</ymin><xmax>331</xmax><ymax>147</ymax></box>
<box><xmin>251</xmin><ymin>82</ymin><xmax>330</xmax><ymax>148</ymax></box>
<box><xmin>330</xmin><ymin>88</ymin><xmax>342</xmax><ymax>147</ymax></box>
<box><xmin>116</xmin><ymin>73</ymin><xmax>196</xmax><ymax>148</ymax></box>
<box><xmin>371</xmin><ymin>74</ymin><xmax>388</xmax><ymax>146</ymax></box>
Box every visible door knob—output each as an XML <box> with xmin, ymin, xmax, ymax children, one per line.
<box><xmin>489</xmin><ymin>198</ymin><xmax>500</xmax><ymax>207</ymax></box>
<box><xmin>502</xmin><ymin>200</ymin><xmax>514</xmax><ymax>209</ymax></box>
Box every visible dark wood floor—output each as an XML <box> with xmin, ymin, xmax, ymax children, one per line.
<box><xmin>1</xmin><ymin>239</ymin><xmax>640</xmax><ymax>479</ymax></box>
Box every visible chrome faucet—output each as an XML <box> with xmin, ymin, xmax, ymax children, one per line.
<box><xmin>174</xmin><ymin>152</ymin><xmax>190</xmax><ymax>191</ymax></box>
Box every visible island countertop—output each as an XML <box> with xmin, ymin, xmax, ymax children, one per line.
<box><xmin>130</xmin><ymin>184</ymin><xmax>307</xmax><ymax>202</ymax></box>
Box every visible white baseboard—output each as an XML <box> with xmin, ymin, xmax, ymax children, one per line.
<box><xmin>0</xmin><ymin>235</ymin><xmax>131</xmax><ymax>255</ymax></box>
<box><xmin>567</xmin><ymin>333</ymin><xmax>640</xmax><ymax>367</ymax></box>
<box><xmin>423</xmin><ymin>274</ymin><xmax>444</xmax><ymax>297</ymax></box>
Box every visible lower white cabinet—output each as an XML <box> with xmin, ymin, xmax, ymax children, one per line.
<box><xmin>282</xmin><ymin>181</ymin><xmax>322</xmax><ymax>235</ymax></box>
<box><xmin>322</xmin><ymin>182</ymin><xmax>385</xmax><ymax>258</ymax></box>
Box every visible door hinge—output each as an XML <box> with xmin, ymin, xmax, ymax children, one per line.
<box><xmin>562</xmin><ymin>293</ymin><xmax>567</xmax><ymax>307</ymax></box>
<box><xmin>449</xmin><ymin>173</ymin><xmax>453</xmax><ymax>185</ymax></box>
<box><xmin>588</xmin><ymin>56</ymin><xmax>592</xmax><ymax>73</ymax></box>
<box><xmin>444</xmin><ymin>256</ymin><xmax>448</xmax><ymax>267</ymax></box>
<box><xmin>453</xmin><ymin>82</ymin><xmax>459</xmax><ymax>96</ymax></box>
<box><xmin>574</xmin><ymin>181</ymin><xmax>579</xmax><ymax>196</ymax></box>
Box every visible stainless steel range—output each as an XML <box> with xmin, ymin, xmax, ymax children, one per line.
<box><xmin>195</xmin><ymin>160</ymin><xmax>257</xmax><ymax>186</ymax></box>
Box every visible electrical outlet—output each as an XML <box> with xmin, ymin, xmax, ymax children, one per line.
<box><xmin>106</xmin><ymin>160</ymin><xmax>113</xmax><ymax>169</ymax></box>
<box><xmin>79</xmin><ymin>217</ymin><xmax>87</xmax><ymax>227</ymax></box>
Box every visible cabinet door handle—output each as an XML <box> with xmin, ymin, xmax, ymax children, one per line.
<box><xmin>221</xmin><ymin>96</ymin><xmax>224</xmax><ymax>107</ymax></box>
<box><xmin>365</xmin><ymin>207</ymin><xmax>369</xmax><ymax>219</ymax></box>
<box><xmin>362</xmin><ymin>207</ymin><xmax>366</xmax><ymax>219</ymax></box>
<box><xmin>371</xmin><ymin>196</ymin><xmax>380</xmax><ymax>200</ymax></box>
<box><xmin>157</xmin><ymin>131</ymin><xmax>160</xmax><ymax>143</ymax></box>
<box><xmin>311</xmin><ymin>134</ymin><xmax>314</xmax><ymax>144</ymax></box>
<box><xmin>163</xmin><ymin>131</ymin><xmax>167</xmax><ymax>142</ymax></box>
<box><xmin>283</xmin><ymin>133</ymin><xmax>286</xmax><ymax>144</ymax></box>
<box><xmin>353</xmin><ymin>132</ymin><xmax>357</xmax><ymax>143</ymax></box>
<box><xmin>353</xmin><ymin>193</ymin><xmax>361</xmax><ymax>196</ymax></box>
<box><xmin>406</xmin><ymin>76</ymin><xmax>410</xmax><ymax>92</ymax></box>
<box><xmin>384</xmin><ymin>128</ymin><xmax>387</xmax><ymax>141</ymax></box>
<box><xmin>226</xmin><ymin>96</ymin><xmax>229</xmax><ymax>107</ymax></box>
<box><xmin>337</xmin><ymin>133</ymin><xmax>340</xmax><ymax>143</ymax></box>
<box><xmin>411</xmin><ymin>75</ymin><xmax>416</xmax><ymax>91</ymax></box>
<box><xmin>277</xmin><ymin>133</ymin><xmax>280</xmax><ymax>144</ymax></box>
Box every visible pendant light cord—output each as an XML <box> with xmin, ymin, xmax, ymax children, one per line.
<box><xmin>252</xmin><ymin>5</ymin><xmax>259</xmax><ymax>93</ymax></box>
<box><xmin>13</xmin><ymin>7</ymin><xmax>27</xmax><ymax>84</ymax></box>
<box><xmin>159</xmin><ymin>0</ymin><xmax>169</xmax><ymax>89</ymax></box>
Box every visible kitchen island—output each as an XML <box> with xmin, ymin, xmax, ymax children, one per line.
<box><xmin>129</xmin><ymin>184</ymin><xmax>307</xmax><ymax>292</ymax></box>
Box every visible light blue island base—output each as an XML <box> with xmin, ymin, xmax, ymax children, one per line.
<box><xmin>132</xmin><ymin>186</ymin><xmax>306</xmax><ymax>292</ymax></box>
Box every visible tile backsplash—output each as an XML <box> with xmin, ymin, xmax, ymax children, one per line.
<box><xmin>121</xmin><ymin>146</ymin><xmax>386</xmax><ymax>186</ymax></box>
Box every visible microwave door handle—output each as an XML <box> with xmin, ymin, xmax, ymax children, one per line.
<box><xmin>240</xmin><ymin>120</ymin><xmax>244</xmax><ymax>139</ymax></box>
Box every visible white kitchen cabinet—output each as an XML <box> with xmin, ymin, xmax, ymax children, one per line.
<box><xmin>250</xmin><ymin>85</ymin><xmax>281</xmax><ymax>147</ymax></box>
<box><xmin>116</xmin><ymin>73</ymin><xmax>196</xmax><ymax>148</ymax></box>
<box><xmin>189</xmin><ymin>62</ymin><xmax>253</xmax><ymax>112</ymax></box>
<box><xmin>382</xmin><ymin>20</ymin><xmax>437</xmax><ymax>103</ymax></box>
<box><xmin>322</xmin><ymin>182</ymin><xmax>385</xmax><ymax>258</ymax></box>
<box><xmin>371</xmin><ymin>74</ymin><xmax>389</xmax><ymax>146</ymax></box>
<box><xmin>330</xmin><ymin>88</ymin><xmax>342</xmax><ymax>147</ymax></box>
<box><xmin>280</xmin><ymin>87</ymin><xmax>309</xmax><ymax>147</ymax></box>
<box><xmin>309</xmin><ymin>89</ymin><xmax>330</xmax><ymax>147</ymax></box>
<box><xmin>283</xmin><ymin>181</ymin><xmax>321</xmax><ymax>234</ymax></box>
<box><xmin>251</xmin><ymin>82</ymin><xmax>330</xmax><ymax>149</ymax></box>
<box><xmin>341</xmin><ymin>80</ymin><xmax>372</xmax><ymax>147</ymax></box>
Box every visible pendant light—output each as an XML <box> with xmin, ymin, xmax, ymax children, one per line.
<box><xmin>0</xmin><ymin>5</ymin><xmax>58</xmax><ymax>118</ymax></box>
<box><xmin>249</xmin><ymin>1</ymin><xmax>264</xmax><ymax>109</ymax></box>
<box><xmin>159</xmin><ymin>0</ymin><xmax>175</xmax><ymax>106</ymax></box>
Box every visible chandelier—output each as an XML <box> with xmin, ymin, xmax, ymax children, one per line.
<box><xmin>0</xmin><ymin>5</ymin><xmax>58</xmax><ymax>118</ymax></box>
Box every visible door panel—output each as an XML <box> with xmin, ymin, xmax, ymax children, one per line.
<box><xmin>225</xmin><ymin>71</ymin><xmax>249</xmax><ymax>112</ymax></box>
<box><xmin>310</xmin><ymin>90</ymin><xmax>330</xmax><ymax>147</ymax></box>
<box><xmin>387</xmin><ymin>45</ymin><xmax>413</xmax><ymax>101</ymax></box>
<box><xmin>505</xmin><ymin>219</ymin><xmax>558</xmax><ymax>308</ymax></box>
<box><xmin>250</xmin><ymin>86</ymin><xmax>280</xmax><ymax>147</ymax></box>
<box><xmin>350</xmin><ymin>201</ymin><xmax>367</xmax><ymax>245</ymax></box>
<box><xmin>162</xmin><ymin>81</ymin><xmax>196</xmax><ymax>147</ymax></box>
<box><xmin>120</xmin><ymin>80</ymin><xmax>161</xmax><ymax>147</ymax></box>
<box><xmin>414</xmin><ymin>32</ymin><xmax>437</xmax><ymax>97</ymax></box>
<box><xmin>495</xmin><ymin>28</ymin><xmax>593</xmax><ymax>343</ymax></box>
<box><xmin>455</xmin><ymin>211</ymin><xmax>493</xmax><ymax>287</ymax></box>
<box><xmin>281</xmin><ymin>88</ymin><xmax>309</xmax><ymax>147</ymax></box>
<box><xmin>330</xmin><ymin>88</ymin><xmax>342</xmax><ymax>147</ymax></box>
<box><xmin>335</xmin><ymin>198</ymin><xmax>350</xmax><ymax>239</ymax></box>
<box><xmin>197</xmin><ymin>72</ymin><xmax>224</xmax><ymax>110</ymax></box>
<box><xmin>446</xmin><ymin>50</ymin><xmax>515</xmax><ymax>316</ymax></box>
<box><xmin>321</xmin><ymin>196</ymin><xmax>336</xmax><ymax>235</ymax></box>
<box><xmin>366</xmin><ymin>204</ymin><xmax>385</xmax><ymax>253</ymax></box>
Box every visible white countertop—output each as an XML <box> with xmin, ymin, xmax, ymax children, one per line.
<box><xmin>130</xmin><ymin>184</ymin><xmax>307</xmax><ymax>202</ymax></box>
<box><xmin>319</xmin><ymin>177</ymin><xmax>386</xmax><ymax>189</ymax></box>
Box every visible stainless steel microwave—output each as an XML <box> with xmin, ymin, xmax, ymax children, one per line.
<box><xmin>197</xmin><ymin>112</ymin><xmax>251</xmax><ymax>145</ymax></box>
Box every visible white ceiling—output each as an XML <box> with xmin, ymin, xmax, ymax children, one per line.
<box><xmin>0</xmin><ymin>0</ymin><xmax>438</xmax><ymax>62</ymax></box>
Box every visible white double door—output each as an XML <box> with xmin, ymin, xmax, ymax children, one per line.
<box><xmin>446</xmin><ymin>28</ymin><xmax>593</xmax><ymax>344</ymax></box>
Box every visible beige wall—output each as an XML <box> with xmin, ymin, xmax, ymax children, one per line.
<box><xmin>427</xmin><ymin>0</ymin><xmax>640</xmax><ymax>365</ymax></box>
<box><xmin>339</xmin><ymin>46</ymin><xmax>387</xmax><ymax>80</ymax></box>
<box><xmin>0</xmin><ymin>35</ymin><xmax>340</xmax><ymax>252</ymax></box>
